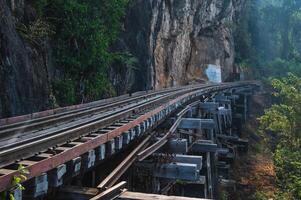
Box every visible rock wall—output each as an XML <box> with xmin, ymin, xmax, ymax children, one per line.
<box><xmin>0</xmin><ymin>0</ymin><xmax>52</xmax><ymax>117</ymax></box>
<box><xmin>114</xmin><ymin>0</ymin><xmax>244</xmax><ymax>90</ymax></box>
<box><xmin>0</xmin><ymin>0</ymin><xmax>244</xmax><ymax>117</ymax></box>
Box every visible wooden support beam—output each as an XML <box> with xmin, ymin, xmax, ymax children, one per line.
<box><xmin>172</xmin><ymin>155</ymin><xmax>202</xmax><ymax>170</ymax></box>
<box><xmin>24</xmin><ymin>173</ymin><xmax>48</xmax><ymax>198</ymax></box>
<box><xmin>91</xmin><ymin>181</ymin><xmax>126</xmax><ymax>200</ymax></box>
<box><xmin>123</xmin><ymin>132</ymin><xmax>131</xmax><ymax>146</ymax></box>
<box><xmin>106</xmin><ymin>140</ymin><xmax>115</xmax><ymax>156</ymax></box>
<box><xmin>48</xmin><ymin>164</ymin><xmax>66</xmax><ymax>187</ymax></box>
<box><xmin>97</xmin><ymin>136</ymin><xmax>151</xmax><ymax>189</ymax></box>
<box><xmin>119</xmin><ymin>191</ymin><xmax>209</xmax><ymax>200</ymax></box>
<box><xmin>150</xmin><ymin>154</ymin><xmax>203</xmax><ymax>171</ymax></box>
<box><xmin>58</xmin><ymin>186</ymin><xmax>98</xmax><ymax>200</ymax></box>
<box><xmin>153</xmin><ymin>163</ymin><xmax>199</xmax><ymax>181</ymax></box>
<box><xmin>96</xmin><ymin>144</ymin><xmax>106</xmax><ymax>161</ymax></box>
<box><xmin>114</xmin><ymin>135</ymin><xmax>123</xmax><ymax>151</ymax></box>
<box><xmin>179</xmin><ymin>118</ymin><xmax>215</xmax><ymax>130</ymax></box>
<box><xmin>11</xmin><ymin>188</ymin><xmax>22</xmax><ymax>200</ymax></box>
<box><xmin>199</xmin><ymin>102</ymin><xmax>219</xmax><ymax>112</ymax></box>
<box><xmin>214</xmin><ymin>95</ymin><xmax>229</xmax><ymax>102</ymax></box>
<box><xmin>82</xmin><ymin>150</ymin><xmax>96</xmax><ymax>169</ymax></box>
<box><xmin>67</xmin><ymin>156</ymin><xmax>81</xmax><ymax>177</ymax></box>
<box><xmin>191</xmin><ymin>141</ymin><xmax>218</xmax><ymax>153</ymax></box>
<box><xmin>165</xmin><ymin>138</ymin><xmax>188</xmax><ymax>154</ymax></box>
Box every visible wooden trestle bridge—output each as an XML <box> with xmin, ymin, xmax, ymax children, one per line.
<box><xmin>0</xmin><ymin>81</ymin><xmax>260</xmax><ymax>200</ymax></box>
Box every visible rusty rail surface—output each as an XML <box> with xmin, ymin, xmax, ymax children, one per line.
<box><xmin>0</xmin><ymin>85</ymin><xmax>197</xmax><ymax>138</ymax></box>
<box><xmin>0</xmin><ymin>85</ymin><xmax>194</xmax><ymax>127</ymax></box>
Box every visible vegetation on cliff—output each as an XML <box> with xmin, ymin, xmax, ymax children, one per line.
<box><xmin>33</xmin><ymin>0</ymin><xmax>129</xmax><ymax>106</ymax></box>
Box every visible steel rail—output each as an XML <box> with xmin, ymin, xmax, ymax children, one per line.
<box><xmin>0</xmin><ymin>85</ymin><xmax>195</xmax><ymax>136</ymax></box>
<box><xmin>0</xmin><ymin>83</ymin><xmax>211</xmax><ymax>192</ymax></box>
<box><xmin>0</xmin><ymin>94</ymin><xmax>168</xmax><ymax>152</ymax></box>
<box><xmin>0</xmin><ymin>85</ymin><xmax>191</xmax><ymax>128</ymax></box>
<box><xmin>0</xmin><ymin>85</ymin><xmax>204</xmax><ymax>152</ymax></box>
<box><xmin>0</xmin><ymin>81</ymin><xmax>258</xmax><ymax>192</ymax></box>
<box><xmin>0</xmin><ymin>85</ymin><xmax>206</xmax><ymax>167</ymax></box>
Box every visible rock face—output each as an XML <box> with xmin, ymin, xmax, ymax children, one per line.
<box><xmin>0</xmin><ymin>0</ymin><xmax>52</xmax><ymax>117</ymax></box>
<box><xmin>114</xmin><ymin>0</ymin><xmax>243</xmax><ymax>90</ymax></box>
<box><xmin>0</xmin><ymin>0</ymin><xmax>244</xmax><ymax>117</ymax></box>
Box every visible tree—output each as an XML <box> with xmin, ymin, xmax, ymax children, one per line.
<box><xmin>260</xmin><ymin>74</ymin><xmax>301</xmax><ymax>199</ymax></box>
<box><xmin>235</xmin><ymin>0</ymin><xmax>301</xmax><ymax>77</ymax></box>
<box><xmin>34</xmin><ymin>0</ymin><xmax>129</xmax><ymax>105</ymax></box>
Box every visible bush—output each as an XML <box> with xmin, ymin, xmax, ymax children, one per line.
<box><xmin>253</xmin><ymin>191</ymin><xmax>269</xmax><ymax>200</ymax></box>
<box><xmin>260</xmin><ymin>74</ymin><xmax>301</xmax><ymax>199</ymax></box>
<box><xmin>52</xmin><ymin>79</ymin><xmax>77</xmax><ymax>106</ymax></box>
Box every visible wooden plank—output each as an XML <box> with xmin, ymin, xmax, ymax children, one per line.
<box><xmin>58</xmin><ymin>186</ymin><xmax>99</xmax><ymax>200</ymax></box>
<box><xmin>91</xmin><ymin>181</ymin><xmax>126</xmax><ymax>200</ymax></box>
<box><xmin>119</xmin><ymin>191</ymin><xmax>209</xmax><ymax>200</ymax></box>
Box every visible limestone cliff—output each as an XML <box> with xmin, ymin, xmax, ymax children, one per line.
<box><xmin>113</xmin><ymin>0</ymin><xmax>244</xmax><ymax>90</ymax></box>
<box><xmin>0</xmin><ymin>0</ymin><xmax>53</xmax><ymax>117</ymax></box>
<box><xmin>0</xmin><ymin>0</ymin><xmax>244</xmax><ymax>117</ymax></box>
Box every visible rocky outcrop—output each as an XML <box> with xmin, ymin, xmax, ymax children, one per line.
<box><xmin>0</xmin><ymin>0</ymin><xmax>244</xmax><ymax>117</ymax></box>
<box><xmin>113</xmin><ymin>0</ymin><xmax>244</xmax><ymax>90</ymax></box>
<box><xmin>0</xmin><ymin>0</ymin><xmax>52</xmax><ymax>117</ymax></box>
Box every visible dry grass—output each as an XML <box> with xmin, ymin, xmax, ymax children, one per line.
<box><xmin>232</xmin><ymin>152</ymin><xmax>277</xmax><ymax>199</ymax></box>
<box><xmin>229</xmin><ymin>93</ymin><xmax>277</xmax><ymax>200</ymax></box>
<box><xmin>229</xmin><ymin>119</ymin><xmax>277</xmax><ymax>199</ymax></box>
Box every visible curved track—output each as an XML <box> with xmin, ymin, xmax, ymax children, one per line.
<box><xmin>0</xmin><ymin>81</ymin><xmax>259</xmax><ymax>193</ymax></box>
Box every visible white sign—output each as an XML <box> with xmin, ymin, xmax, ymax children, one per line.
<box><xmin>205</xmin><ymin>64</ymin><xmax>222</xmax><ymax>83</ymax></box>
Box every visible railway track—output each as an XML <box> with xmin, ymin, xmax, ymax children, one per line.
<box><xmin>0</xmin><ymin>81</ymin><xmax>259</xmax><ymax>194</ymax></box>
<box><xmin>0</xmin><ymin>85</ymin><xmax>196</xmax><ymax>136</ymax></box>
<box><xmin>90</xmin><ymin>83</ymin><xmax>258</xmax><ymax>200</ymax></box>
<box><xmin>0</xmin><ymin>85</ymin><xmax>205</xmax><ymax>168</ymax></box>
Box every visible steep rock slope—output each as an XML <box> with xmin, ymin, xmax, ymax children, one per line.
<box><xmin>0</xmin><ymin>0</ymin><xmax>244</xmax><ymax>117</ymax></box>
<box><xmin>0</xmin><ymin>0</ymin><xmax>52</xmax><ymax>117</ymax></box>
<box><xmin>115</xmin><ymin>0</ymin><xmax>243</xmax><ymax>90</ymax></box>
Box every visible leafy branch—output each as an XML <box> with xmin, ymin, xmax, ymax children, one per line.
<box><xmin>0</xmin><ymin>164</ymin><xmax>29</xmax><ymax>200</ymax></box>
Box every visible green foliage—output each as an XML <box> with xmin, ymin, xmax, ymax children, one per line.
<box><xmin>274</xmin><ymin>146</ymin><xmax>301</xmax><ymax>199</ymax></box>
<box><xmin>235</xmin><ymin>0</ymin><xmax>301</xmax><ymax>78</ymax></box>
<box><xmin>175</xmin><ymin>179</ymin><xmax>187</xmax><ymax>185</ymax></box>
<box><xmin>84</xmin><ymin>73</ymin><xmax>116</xmax><ymax>101</ymax></box>
<box><xmin>0</xmin><ymin>164</ymin><xmax>29</xmax><ymax>200</ymax></box>
<box><xmin>17</xmin><ymin>18</ymin><xmax>55</xmax><ymax>47</ymax></box>
<box><xmin>53</xmin><ymin>79</ymin><xmax>77</xmax><ymax>106</ymax></box>
<box><xmin>252</xmin><ymin>191</ymin><xmax>269</xmax><ymax>200</ymax></box>
<box><xmin>219</xmin><ymin>190</ymin><xmax>229</xmax><ymax>200</ymax></box>
<box><xmin>266</xmin><ymin>58</ymin><xmax>301</xmax><ymax>77</ymax></box>
<box><xmin>259</xmin><ymin>74</ymin><xmax>301</xmax><ymax>199</ymax></box>
<box><xmin>113</xmin><ymin>52</ymin><xmax>139</xmax><ymax>70</ymax></box>
<box><xmin>33</xmin><ymin>0</ymin><xmax>130</xmax><ymax>105</ymax></box>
